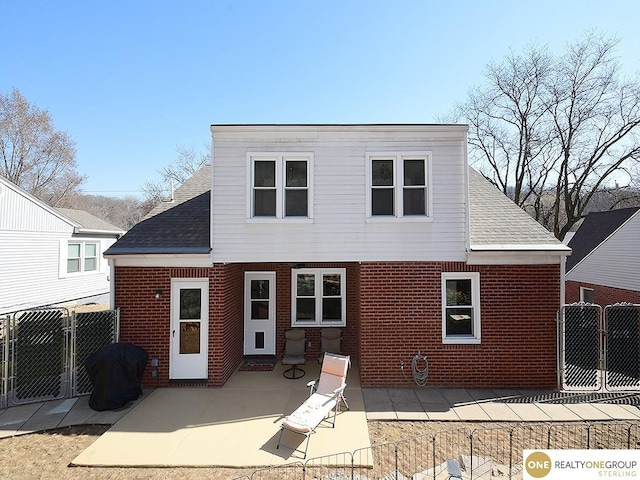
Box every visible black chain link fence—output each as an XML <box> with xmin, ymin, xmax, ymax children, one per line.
<box><xmin>561</xmin><ymin>303</ymin><xmax>640</xmax><ymax>392</ymax></box>
<box><xmin>1</xmin><ymin>308</ymin><xmax>118</xmax><ymax>408</ymax></box>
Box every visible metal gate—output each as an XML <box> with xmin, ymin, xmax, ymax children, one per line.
<box><xmin>1</xmin><ymin>307</ymin><xmax>119</xmax><ymax>408</ymax></box>
<box><xmin>559</xmin><ymin>303</ymin><xmax>640</xmax><ymax>391</ymax></box>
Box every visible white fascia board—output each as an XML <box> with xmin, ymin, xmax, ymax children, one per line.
<box><xmin>105</xmin><ymin>254</ymin><xmax>213</xmax><ymax>268</ymax></box>
<box><xmin>74</xmin><ymin>227</ymin><xmax>125</xmax><ymax>236</ymax></box>
<box><xmin>471</xmin><ymin>243</ymin><xmax>571</xmax><ymax>252</ymax></box>
<box><xmin>467</xmin><ymin>246</ymin><xmax>570</xmax><ymax>265</ymax></box>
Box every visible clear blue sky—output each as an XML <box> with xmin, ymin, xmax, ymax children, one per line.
<box><xmin>2</xmin><ymin>1</ymin><xmax>639</xmax><ymax>198</ymax></box>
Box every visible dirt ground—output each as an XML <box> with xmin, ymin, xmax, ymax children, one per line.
<box><xmin>0</xmin><ymin>421</ymin><xmax>502</xmax><ymax>480</ymax></box>
<box><xmin>2</xmin><ymin>419</ymin><xmax>640</xmax><ymax>479</ymax></box>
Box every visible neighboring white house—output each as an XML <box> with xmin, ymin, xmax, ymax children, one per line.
<box><xmin>566</xmin><ymin>207</ymin><xmax>640</xmax><ymax>304</ymax></box>
<box><xmin>0</xmin><ymin>175</ymin><xmax>124</xmax><ymax>315</ymax></box>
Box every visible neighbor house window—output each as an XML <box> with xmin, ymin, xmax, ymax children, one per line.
<box><xmin>442</xmin><ymin>272</ymin><xmax>481</xmax><ymax>344</ymax></box>
<box><xmin>291</xmin><ymin>268</ymin><xmax>346</xmax><ymax>327</ymax></box>
<box><xmin>66</xmin><ymin>242</ymin><xmax>98</xmax><ymax>274</ymax></box>
<box><xmin>580</xmin><ymin>287</ymin><xmax>595</xmax><ymax>304</ymax></box>
<box><xmin>367</xmin><ymin>153</ymin><xmax>431</xmax><ymax>218</ymax></box>
<box><xmin>248</xmin><ymin>153</ymin><xmax>313</xmax><ymax>219</ymax></box>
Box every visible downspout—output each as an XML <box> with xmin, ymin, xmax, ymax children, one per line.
<box><xmin>463</xmin><ymin>133</ymin><xmax>471</xmax><ymax>254</ymax></box>
<box><xmin>557</xmin><ymin>253</ymin><xmax>568</xmax><ymax>392</ymax></box>
<box><xmin>109</xmin><ymin>258</ymin><xmax>116</xmax><ymax>310</ymax></box>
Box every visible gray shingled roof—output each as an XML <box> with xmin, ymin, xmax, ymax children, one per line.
<box><xmin>144</xmin><ymin>164</ymin><xmax>211</xmax><ymax>219</ymax></box>
<box><xmin>566</xmin><ymin>207</ymin><xmax>639</xmax><ymax>271</ymax></box>
<box><xmin>56</xmin><ymin>208</ymin><xmax>124</xmax><ymax>234</ymax></box>
<box><xmin>104</xmin><ymin>191</ymin><xmax>210</xmax><ymax>255</ymax></box>
<box><xmin>468</xmin><ymin>167</ymin><xmax>565</xmax><ymax>250</ymax></box>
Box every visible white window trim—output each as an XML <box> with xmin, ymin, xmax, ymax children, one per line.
<box><xmin>441</xmin><ymin>272</ymin><xmax>481</xmax><ymax>344</ymax></box>
<box><xmin>59</xmin><ymin>240</ymin><xmax>101</xmax><ymax>278</ymax></box>
<box><xmin>580</xmin><ymin>286</ymin><xmax>595</xmax><ymax>303</ymax></box>
<box><xmin>291</xmin><ymin>268</ymin><xmax>346</xmax><ymax>327</ymax></box>
<box><xmin>246</xmin><ymin>152</ymin><xmax>314</xmax><ymax>222</ymax></box>
<box><xmin>366</xmin><ymin>152</ymin><xmax>433</xmax><ymax>222</ymax></box>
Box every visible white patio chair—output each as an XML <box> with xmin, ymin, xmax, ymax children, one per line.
<box><xmin>276</xmin><ymin>352</ymin><xmax>350</xmax><ymax>458</ymax></box>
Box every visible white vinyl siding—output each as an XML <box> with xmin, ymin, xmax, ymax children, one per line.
<box><xmin>567</xmin><ymin>212</ymin><xmax>640</xmax><ymax>292</ymax></box>
<box><xmin>211</xmin><ymin>125</ymin><xmax>469</xmax><ymax>263</ymax></box>
<box><xmin>0</xmin><ymin>231</ymin><xmax>116</xmax><ymax>314</ymax></box>
<box><xmin>0</xmin><ymin>177</ymin><xmax>118</xmax><ymax>314</ymax></box>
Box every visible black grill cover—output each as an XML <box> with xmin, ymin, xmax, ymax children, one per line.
<box><xmin>84</xmin><ymin>343</ymin><xmax>148</xmax><ymax>411</ymax></box>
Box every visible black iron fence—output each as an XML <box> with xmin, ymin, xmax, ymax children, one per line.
<box><xmin>233</xmin><ymin>421</ymin><xmax>640</xmax><ymax>480</ymax></box>
<box><xmin>1</xmin><ymin>307</ymin><xmax>119</xmax><ymax>408</ymax></box>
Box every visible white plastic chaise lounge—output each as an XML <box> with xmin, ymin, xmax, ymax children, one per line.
<box><xmin>276</xmin><ymin>352</ymin><xmax>350</xmax><ymax>458</ymax></box>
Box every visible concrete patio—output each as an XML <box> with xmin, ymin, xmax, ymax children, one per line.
<box><xmin>2</xmin><ymin>359</ymin><xmax>640</xmax><ymax>468</ymax></box>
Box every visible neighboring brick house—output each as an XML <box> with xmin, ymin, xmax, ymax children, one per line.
<box><xmin>566</xmin><ymin>207</ymin><xmax>640</xmax><ymax>306</ymax></box>
<box><xmin>105</xmin><ymin>124</ymin><xmax>569</xmax><ymax>389</ymax></box>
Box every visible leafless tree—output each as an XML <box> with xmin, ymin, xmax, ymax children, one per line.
<box><xmin>0</xmin><ymin>88</ymin><xmax>86</xmax><ymax>206</ymax></box>
<box><xmin>141</xmin><ymin>144</ymin><xmax>209</xmax><ymax>214</ymax></box>
<box><xmin>455</xmin><ymin>31</ymin><xmax>640</xmax><ymax>240</ymax></box>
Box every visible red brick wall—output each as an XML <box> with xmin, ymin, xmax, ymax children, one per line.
<box><xmin>114</xmin><ymin>265</ymin><xmax>237</xmax><ymax>387</ymax></box>
<box><xmin>114</xmin><ymin>262</ymin><xmax>361</xmax><ymax>387</ymax></box>
<box><xmin>115</xmin><ymin>261</ymin><xmax>560</xmax><ymax>389</ymax></box>
<box><xmin>359</xmin><ymin>262</ymin><xmax>561</xmax><ymax>389</ymax></box>
<box><xmin>566</xmin><ymin>280</ymin><xmax>640</xmax><ymax>305</ymax></box>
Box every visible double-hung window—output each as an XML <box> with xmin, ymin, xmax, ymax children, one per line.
<box><xmin>66</xmin><ymin>242</ymin><xmax>98</xmax><ymax>274</ymax></box>
<box><xmin>248</xmin><ymin>153</ymin><xmax>313</xmax><ymax>220</ymax></box>
<box><xmin>367</xmin><ymin>152</ymin><xmax>431</xmax><ymax>218</ymax></box>
<box><xmin>442</xmin><ymin>272</ymin><xmax>481</xmax><ymax>344</ymax></box>
<box><xmin>291</xmin><ymin>268</ymin><xmax>346</xmax><ymax>327</ymax></box>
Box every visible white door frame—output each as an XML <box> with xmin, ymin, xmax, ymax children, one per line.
<box><xmin>244</xmin><ymin>271</ymin><xmax>276</xmax><ymax>355</ymax></box>
<box><xmin>170</xmin><ymin>278</ymin><xmax>209</xmax><ymax>379</ymax></box>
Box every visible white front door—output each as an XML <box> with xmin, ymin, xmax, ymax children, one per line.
<box><xmin>170</xmin><ymin>279</ymin><xmax>209</xmax><ymax>379</ymax></box>
<box><xmin>244</xmin><ymin>272</ymin><xmax>276</xmax><ymax>355</ymax></box>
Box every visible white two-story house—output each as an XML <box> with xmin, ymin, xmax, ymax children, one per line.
<box><xmin>105</xmin><ymin>124</ymin><xmax>569</xmax><ymax>388</ymax></box>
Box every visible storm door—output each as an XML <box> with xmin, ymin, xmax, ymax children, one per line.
<box><xmin>170</xmin><ymin>279</ymin><xmax>209</xmax><ymax>379</ymax></box>
<box><xmin>244</xmin><ymin>272</ymin><xmax>276</xmax><ymax>355</ymax></box>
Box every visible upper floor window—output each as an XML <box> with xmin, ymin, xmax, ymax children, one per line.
<box><xmin>367</xmin><ymin>153</ymin><xmax>432</xmax><ymax>219</ymax></box>
<box><xmin>291</xmin><ymin>268</ymin><xmax>346</xmax><ymax>327</ymax></box>
<box><xmin>66</xmin><ymin>242</ymin><xmax>98</xmax><ymax>274</ymax></box>
<box><xmin>441</xmin><ymin>272</ymin><xmax>481</xmax><ymax>344</ymax></box>
<box><xmin>248</xmin><ymin>153</ymin><xmax>313</xmax><ymax>220</ymax></box>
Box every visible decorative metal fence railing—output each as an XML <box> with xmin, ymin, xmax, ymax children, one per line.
<box><xmin>559</xmin><ymin>303</ymin><xmax>640</xmax><ymax>392</ymax></box>
<box><xmin>1</xmin><ymin>307</ymin><xmax>119</xmax><ymax>409</ymax></box>
<box><xmin>233</xmin><ymin>421</ymin><xmax>640</xmax><ymax>480</ymax></box>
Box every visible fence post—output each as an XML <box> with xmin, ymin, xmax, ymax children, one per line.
<box><xmin>469</xmin><ymin>431</ymin><xmax>474</xmax><ymax>480</ymax></box>
<box><xmin>70</xmin><ymin>310</ymin><xmax>77</xmax><ymax>397</ymax></box>
<box><xmin>115</xmin><ymin>307</ymin><xmax>120</xmax><ymax>343</ymax></box>
<box><xmin>509</xmin><ymin>428</ymin><xmax>513</xmax><ymax>480</ymax></box>
<box><xmin>2</xmin><ymin>315</ymin><xmax>9</xmax><ymax>409</ymax></box>
<box><xmin>556</xmin><ymin>308</ymin><xmax>562</xmax><ymax>392</ymax></box>
<box><xmin>432</xmin><ymin>435</ymin><xmax>437</xmax><ymax>480</ymax></box>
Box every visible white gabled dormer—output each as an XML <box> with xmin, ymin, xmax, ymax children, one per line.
<box><xmin>210</xmin><ymin>124</ymin><xmax>470</xmax><ymax>263</ymax></box>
